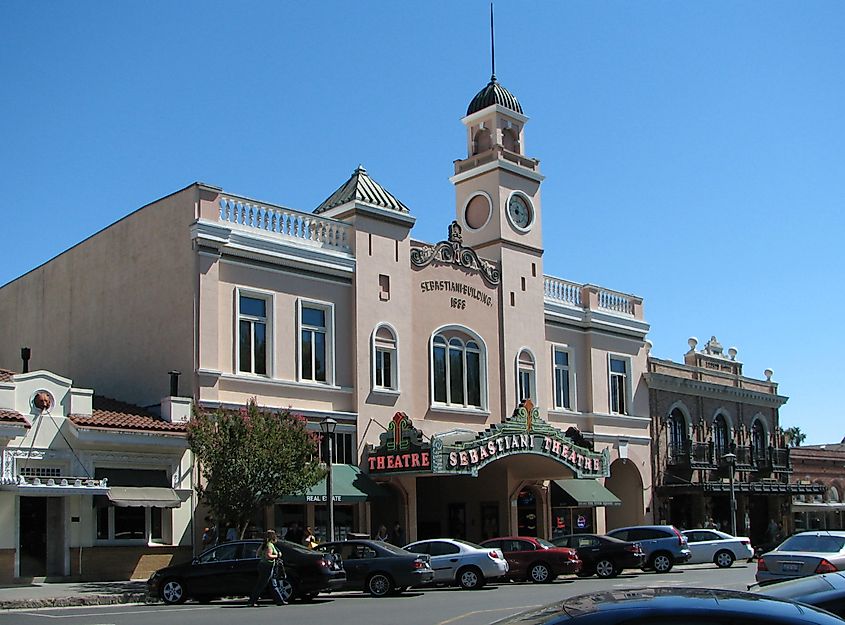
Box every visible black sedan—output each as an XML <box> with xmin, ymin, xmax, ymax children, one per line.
<box><xmin>751</xmin><ymin>571</ymin><xmax>845</xmax><ymax>619</ymax></box>
<box><xmin>552</xmin><ymin>534</ymin><xmax>645</xmax><ymax>578</ymax></box>
<box><xmin>314</xmin><ymin>539</ymin><xmax>434</xmax><ymax>597</ymax></box>
<box><xmin>147</xmin><ymin>539</ymin><xmax>345</xmax><ymax>604</ymax></box>
<box><xmin>492</xmin><ymin>587</ymin><xmax>844</xmax><ymax>625</ymax></box>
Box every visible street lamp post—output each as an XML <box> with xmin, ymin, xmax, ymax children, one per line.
<box><xmin>723</xmin><ymin>452</ymin><xmax>737</xmax><ymax>537</ymax></box>
<box><xmin>320</xmin><ymin>417</ymin><xmax>338</xmax><ymax>542</ymax></box>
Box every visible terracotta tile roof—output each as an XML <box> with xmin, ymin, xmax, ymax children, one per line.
<box><xmin>0</xmin><ymin>409</ymin><xmax>30</xmax><ymax>428</ymax></box>
<box><xmin>0</xmin><ymin>369</ymin><xmax>16</xmax><ymax>382</ymax></box>
<box><xmin>70</xmin><ymin>396</ymin><xmax>187</xmax><ymax>434</ymax></box>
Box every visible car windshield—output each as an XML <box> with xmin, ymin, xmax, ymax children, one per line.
<box><xmin>780</xmin><ymin>535</ymin><xmax>845</xmax><ymax>553</ymax></box>
<box><xmin>536</xmin><ymin>538</ymin><xmax>556</xmax><ymax>549</ymax></box>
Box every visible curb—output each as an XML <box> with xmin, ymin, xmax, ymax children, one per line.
<box><xmin>1</xmin><ymin>592</ymin><xmax>159</xmax><ymax>610</ymax></box>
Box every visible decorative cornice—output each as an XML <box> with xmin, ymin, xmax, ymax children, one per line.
<box><xmin>644</xmin><ymin>372</ymin><xmax>788</xmax><ymax>408</ymax></box>
<box><xmin>410</xmin><ymin>221</ymin><xmax>501</xmax><ymax>286</ymax></box>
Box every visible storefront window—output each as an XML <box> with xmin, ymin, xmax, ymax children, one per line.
<box><xmin>551</xmin><ymin>507</ymin><xmax>596</xmax><ymax>539</ymax></box>
<box><xmin>114</xmin><ymin>507</ymin><xmax>145</xmax><ymax>540</ymax></box>
<box><xmin>517</xmin><ymin>489</ymin><xmax>538</xmax><ymax>537</ymax></box>
<box><xmin>315</xmin><ymin>505</ymin><xmax>353</xmax><ymax>543</ymax></box>
<box><xmin>274</xmin><ymin>504</ymin><xmax>305</xmax><ymax>539</ymax></box>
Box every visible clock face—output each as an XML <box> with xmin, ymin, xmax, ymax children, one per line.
<box><xmin>508</xmin><ymin>195</ymin><xmax>532</xmax><ymax>229</ymax></box>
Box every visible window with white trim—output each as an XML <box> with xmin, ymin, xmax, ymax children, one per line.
<box><xmin>299</xmin><ymin>301</ymin><xmax>333</xmax><ymax>383</ymax></box>
<box><xmin>373</xmin><ymin>325</ymin><xmax>398</xmax><ymax>390</ymax></box>
<box><xmin>609</xmin><ymin>356</ymin><xmax>628</xmax><ymax>415</ymax></box>
<box><xmin>431</xmin><ymin>331</ymin><xmax>484</xmax><ymax>409</ymax></box>
<box><xmin>96</xmin><ymin>505</ymin><xmax>167</xmax><ymax>543</ymax></box>
<box><xmin>238</xmin><ymin>294</ymin><xmax>269</xmax><ymax>375</ymax></box>
<box><xmin>553</xmin><ymin>347</ymin><xmax>573</xmax><ymax>410</ymax></box>
<box><xmin>517</xmin><ymin>350</ymin><xmax>535</xmax><ymax>403</ymax></box>
<box><xmin>319</xmin><ymin>431</ymin><xmax>355</xmax><ymax>465</ymax></box>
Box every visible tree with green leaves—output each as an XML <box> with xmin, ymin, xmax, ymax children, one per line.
<box><xmin>188</xmin><ymin>399</ymin><xmax>325</xmax><ymax>539</ymax></box>
<box><xmin>784</xmin><ymin>426</ymin><xmax>806</xmax><ymax>447</ymax></box>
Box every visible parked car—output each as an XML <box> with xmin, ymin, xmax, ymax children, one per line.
<box><xmin>757</xmin><ymin>531</ymin><xmax>845</xmax><ymax>586</ymax></box>
<box><xmin>750</xmin><ymin>571</ymin><xmax>845</xmax><ymax>619</ymax></box>
<box><xmin>489</xmin><ymin>587</ymin><xmax>845</xmax><ymax>625</ymax></box>
<box><xmin>551</xmin><ymin>533</ymin><xmax>645</xmax><ymax>578</ymax></box>
<box><xmin>479</xmin><ymin>536</ymin><xmax>581</xmax><ymax>583</ymax></box>
<box><xmin>606</xmin><ymin>525</ymin><xmax>691</xmax><ymax>573</ymax></box>
<box><xmin>403</xmin><ymin>538</ymin><xmax>508</xmax><ymax>589</ymax></box>
<box><xmin>314</xmin><ymin>539</ymin><xmax>434</xmax><ymax>597</ymax></box>
<box><xmin>147</xmin><ymin>539</ymin><xmax>345</xmax><ymax>605</ymax></box>
<box><xmin>682</xmin><ymin>528</ymin><xmax>754</xmax><ymax>568</ymax></box>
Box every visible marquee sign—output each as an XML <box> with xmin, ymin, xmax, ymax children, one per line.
<box><xmin>431</xmin><ymin>401</ymin><xmax>610</xmax><ymax>478</ymax></box>
<box><xmin>366</xmin><ymin>412</ymin><xmax>432</xmax><ymax>475</ymax></box>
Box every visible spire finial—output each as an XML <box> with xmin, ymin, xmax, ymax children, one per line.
<box><xmin>490</xmin><ymin>2</ymin><xmax>496</xmax><ymax>82</ymax></box>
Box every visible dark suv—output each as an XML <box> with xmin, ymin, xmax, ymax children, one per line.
<box><xmin>606</xmin><ymin>525</ymin><xmax>691</xmax><ymax>573</ymax></box>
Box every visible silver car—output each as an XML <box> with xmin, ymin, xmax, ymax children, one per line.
<box><xmin>403</xmin><ymin>538</ymin><xmax>509</xmax><ymax>590</ymax></box>
<box><xmin>682</xmin><ymin>529</ymin><xmax>754</xmax><ymax>568</ymax></box>
<box><xmin>757</xmin><ymin>531</ymin><xmax>845</xmax><ymax>585</ymax></box>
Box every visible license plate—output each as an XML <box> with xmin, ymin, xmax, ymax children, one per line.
<box><xmin>782</xmin><ymin>562</ymin><xmax>800</xmax><ymax>573</ymax></box>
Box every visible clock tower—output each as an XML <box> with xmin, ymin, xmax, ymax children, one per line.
<box><xmin>450</xmin><ymin>75</ymin><xmax>549</xmax><ymax>420</ymax></box>
<box><xmin>450</xmin><ymin>75</ymin><xmax>545</xmax><ymax>260</ymax></box>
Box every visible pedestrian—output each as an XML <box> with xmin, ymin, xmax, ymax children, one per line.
<box><xmin>286</xmin><ymin>521</ymin><xmax>304</xmax><ymax>545</ymax></box>
<box><xmin>375</xmin><ymin>524</ymin><xmax>388</xmax><ymax>541</ymax></box>
<box><xmin>225</xmin><ymin>525</ymin><xmax>238</xmax><ymax>542</ymax></box>
<box><xmin>201</xmin><ymin>516</ymin><xmax>217</xmax><ymax>549</ymax></box>
<box><xmin>247</xmin><ymin>530</ymin><xmax>286</xmax><ymax>607</ymax></box>
<box><xmin>303</xmin><ymin>526</ymin><xmax>318</xmax><ymax>549</ymax></box>
<box><xmin>389</xmin><ymin>521</ymin><xmax>404</xmax><ymax>546</ymax></box>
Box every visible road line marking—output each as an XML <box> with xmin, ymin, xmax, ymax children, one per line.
<box><xmin>437</xmin><ymin>604</ymin><xmax>543</xmax><ymax>625</ymax></box>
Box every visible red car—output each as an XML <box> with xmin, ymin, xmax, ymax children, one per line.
<box><xmin>480</xmin><ymin>536</ymin><xmax>581</xmax><ymax>583</ymax></box>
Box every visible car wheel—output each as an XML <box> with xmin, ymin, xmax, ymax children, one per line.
<box><xmin>714</xmin><ymin>550</ymin><xmax>735</xmax><ymax>568</ymax></box>
<box><xmin>595</xmin><ymin>559</ymin><xmax>616</xmax><ymax>579</ymax></box>
<box><xmin>457</xmin><ymin>566</ymin><xmax>484</xmax><ymax>590</ymax></box>
<box><xmin>650</xmin><ymin>553</ymin><xmax>673</xmax><ymax>574</ymax></box>
<box><xmin>161</xmin><ymin>578</ymin><xmax>187</xmax><ymax>605</ymax></box>
<box><xmin>276</xmin><ymin>577</ymin><xmax>295</xmax><ymax>603</ymax></box>
<box><xmin>529</xmin><ymin>562</ymin><xmax>552</xmax><ymax>584</ymax></box>
<box><xmin>367</xmin><ymin>573</ymin><xmax>394</xmax><ymax>597</ymax></box>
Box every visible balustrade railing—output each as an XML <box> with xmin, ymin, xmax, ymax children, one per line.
<box><xmin>543</xmin><ymin>276</ymin><xmax>582</xmax><ymax>307</ymax></box>
<box><xmin>597</xmin><ymin>289</ymin><xmax>635</xmax><ymax>315</ymax></box>
<box><xmin>544</xmin><ymin>276</ymin><xmax>640</xmax><ymax>317</ymax></box>
<box><xmin>218</xmin><ymin>197</ymin><xmax>352</xmax><ymax>254</ymax></box>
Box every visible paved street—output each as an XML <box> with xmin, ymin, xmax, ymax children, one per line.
<box><xmin>0</xmin><ymin>563</ymin><xmax>757</xmax><ymax>625</ymax></box>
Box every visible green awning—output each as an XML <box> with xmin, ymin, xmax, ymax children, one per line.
<box><xmin>282</xmin><ymin>465</ymin><xmax>388</xmax><ymax>504</ymax></box>
<box><xmin>554</xmin><ymin>479</ymin><xmax>621</xmax><ymax>507</ymax></box>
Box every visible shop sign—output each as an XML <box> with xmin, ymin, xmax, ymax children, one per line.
<box><xmin>431</xmin><ymin>401</ymin><xmax>610</xmax><ymax>478</ymax></box>
<box><xmin>366</xmin><ymin>412</ymin><xmax>432</xmax><ymax>475</ymax></box>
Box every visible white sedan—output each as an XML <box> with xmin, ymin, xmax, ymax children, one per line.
<box><xmin>403</xmin><ymin>538</ymin><xmax>509</xmax><ymax>589</ymax></box>
<box><xmin>682</xmin><ymin>529</ymin><xmax>755</xmax><ymax>568</ymax></box>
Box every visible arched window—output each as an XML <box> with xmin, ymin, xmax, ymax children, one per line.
<box><xmin>432</xmin><ymin>330</ymin><xmax>484</xmax><ymax>409</ymax></box>
<box><xmin>517</xmin><ymin>350</ymin><xmax>536</xmax><ymax>403</ymax></box>
<box><xmin>713</xmin><ymin>414</ymin><xmax>729</xmax><ymax>460</ymax></box>
<box><xmin>503</xmin><ymin>127</ymin><xmax>521</xmax><ymax>153</ymax></box>
<box><xmin>372</xmin><ymin>324</ymin><xmax>398</xmax><ymax>391</ymax></box>
<box><xmin>473</xmin><ymin>128</ymin><xmax>492</xmax><ymax>154</ymax></box>
<box><xmin>828</xmin><ymin>485</ymin><xmax>840</xmax><ymax>503</ymax></box>
<box><xmin>751</xmin><ymin>419</ymin><xmax>766</xmax><ymax>467</ymax></box>
<box><xmin>668</xmin><ymin>409</ymin><xmax>688</xmax><ymax>457</ymax></box>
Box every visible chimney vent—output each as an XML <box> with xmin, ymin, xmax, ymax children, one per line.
<box><xmin>21</xmin><ymin>347</ymin><xmax>31</xmax><ymax>374</ymax></box>
<box><xmin>168</xmin><ymin>370</ymin><xmax>181</xmax><ymax>397</ymax></box>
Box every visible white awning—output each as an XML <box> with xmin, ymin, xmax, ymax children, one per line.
<box><xmin>107</xmin><ymin>486</ymin><xmax>183</xmax><ymax>508</ymax></box>
<box><xmin>792</xmin><ymin>501</ymin><xmax>845</xmax><ymax>513</ymax></box>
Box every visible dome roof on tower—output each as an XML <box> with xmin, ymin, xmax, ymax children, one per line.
<box><xmin>466</xmin><ymin>76</ymin><xmax>523</xmax><ymax>116</ymax></box>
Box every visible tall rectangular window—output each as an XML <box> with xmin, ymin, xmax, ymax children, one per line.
<box><xmin>609</xmin><ymin>356</ymin><xmax>628</xmax><ymax>415</ymax></box>
<box><xmin>320</xmin><ymin>431</ymin><xmax>355</xmax><ymax>464</ymax></box>
<box><xmin>374</xmin><ymin>326</ymin><xmax>397</xmax><ymax>390</ymax></box>
<box><xmin>238</xmin><ymin>295</ymin><xmax>268</xmax><ymax>375</ymax></box>
<box><xmin>553</xmin><ymin>348</ymin><xmax>572</xmax><ymax>410</ymax></box>
<box><xmin>300</xmin><ymin>304</ymin><xmax>329</xmax><ymax>383</ymax></box>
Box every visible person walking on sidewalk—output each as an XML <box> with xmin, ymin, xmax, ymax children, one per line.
<box><xmin>247</xmin><ymin>530</ymin><xmax>286</xmax><ymax>607</ymax></box>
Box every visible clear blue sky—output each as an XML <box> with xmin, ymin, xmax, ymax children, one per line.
<box><xmin>2</xmin><ymin>1</ymin><xmax>843</xmax><ymax>444</ymax></box>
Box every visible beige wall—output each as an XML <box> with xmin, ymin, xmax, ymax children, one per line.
<box><xmin>0</xmin><ymin>186</ymin><xmax>198</xmax><ymax>406</ymax></box>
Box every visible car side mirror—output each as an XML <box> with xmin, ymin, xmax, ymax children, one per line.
<box><xmin>191</xmin><ymin>558</ymin><xmax>199</xmax><ymax>565</ymax></box>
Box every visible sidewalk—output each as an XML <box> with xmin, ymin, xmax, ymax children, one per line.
<box><xmin>0</xmin><ymin>580</ymin><xmax>154</xmax><ymax>610</ymax></box>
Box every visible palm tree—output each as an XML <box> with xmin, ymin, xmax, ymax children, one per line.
<box><xmin>784</xmin><ymin>426</ymin><xmax>806</xmax><ymax>447</ymax></box>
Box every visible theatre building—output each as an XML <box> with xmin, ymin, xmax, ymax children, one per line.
<box><xmin>0</xmin><ymin>75</ymin><xmax>652</xmax><ymax>546</ymax></box>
